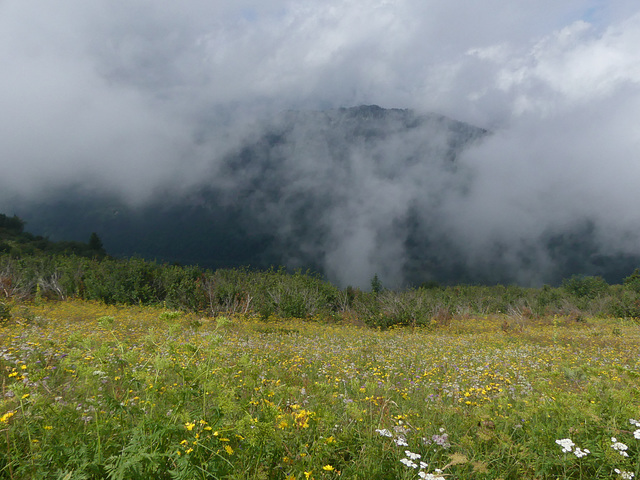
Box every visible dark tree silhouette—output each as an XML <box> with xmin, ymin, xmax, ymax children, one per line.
<box><xmin>89</xmin><ymin>232</ymin><xmax>105</xmax><ymax>253</ymax></box>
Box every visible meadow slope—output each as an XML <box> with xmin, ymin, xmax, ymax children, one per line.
<box><xmin>1</xmin><ymin>300</ymin><xmax>639</xmax><ymax>479</ymax></box>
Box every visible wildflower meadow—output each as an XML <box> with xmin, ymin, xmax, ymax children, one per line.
<box><xmin>1</xmin><ymin>299</ymin><xmax>639</xmax><ymax>479</ymax></box>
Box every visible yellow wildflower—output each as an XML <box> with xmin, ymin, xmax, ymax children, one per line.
<box><xmin>1</xmin><ymin>411</ymin><xmax>15</xmax><ymax>423</ymax></box>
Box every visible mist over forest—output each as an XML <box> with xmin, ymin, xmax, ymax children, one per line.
<box><xmin>3</xmin><ymin>2</ymin><xmax>640</xmax><ymax>288</ymax></box>
<box><xmin>5</xmin><ymin>105</ymin><xmax>639</xmax><ymax>288</ymax></box>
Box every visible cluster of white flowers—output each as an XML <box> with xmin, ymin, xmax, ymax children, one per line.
<box><xmin>405</xmin><ymin>450</ymin><xmax>423</xmax><ymax>461</ymax></box>
<box><xmin>400</xmin><ymin>458</ymin><xmax>428</xmax><ymax>469</ymax></box>
<box><xmin>611</xmin><ymin>437</ymin><xmax>629</xmax><ymax>457</ymax></box>
<box><xmin>375</xmin><ymin>426</ymin><xmax>409</xmax><ymax>446</ymax></box>
<box><xmin>555</xmin><ymin>438</ymin><xmax>590</xmax><ymax>458</ymax></box>
<box><xmin>573</xmin><ymin>447</ymin><xmax>590</xmax><ymax>458</ymax></box>
<box><xmin>400</xmin><ymin>457</ymin><xmax>417</xmax><ymax>468</ymax></box>
<box><xmin>379</xmin><ymin>425</ymin><xmax>449</xmax><ymax>479</ymax></box>
<box><xmin>555</xmin><ymin>438</ymin><xmax>574</xmax><ymax>453</ymax></box>
<box><xmin>375</xmin><ymin>428</ymin><xmax>393</xmax><ymax>438</ymax></box>
<box><xmin>418</xmin><ymin>468</ymin><xmax>445</xmax><ymax>480</ymax></box>
<box><xmin>557</xmin><ymin>420</ymin><xmax>640</xmax><ymax>477</ymax></box>
<box><xmin>614</xmin><ymin>469</ymin><xmax>635</xmax><ymax>479</ymax></box>
<box><xmin>399</xmin><ymin>450</ymin><xmax>445</xmax><ymax>479</ymax></box>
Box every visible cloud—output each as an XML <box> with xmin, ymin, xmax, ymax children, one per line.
<box><xmin>2</xmin><ymin>0</ymin><xmax>640</xmax><ymax>285</ymax></box>
<box><xmin>436</xmin><ymin>12</ymin><xmax>640</xmax><ymax>283</ymax></box>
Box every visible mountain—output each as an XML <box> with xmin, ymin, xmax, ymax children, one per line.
<box><xmin>3</xmin><ymin>105</ymin><xmax>637</xmax><ymax>287</ymax></box>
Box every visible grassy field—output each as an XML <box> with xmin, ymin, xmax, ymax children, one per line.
<box><xmin>1</xmin><ymin>300</ymin><xmax>639</xmax><ymax>479</ymax></box>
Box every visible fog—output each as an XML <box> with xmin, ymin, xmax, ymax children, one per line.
<box><xmin>2</xmin><ymin>1</ymin><xmax>640</xmax><ymax>287</ymax></box>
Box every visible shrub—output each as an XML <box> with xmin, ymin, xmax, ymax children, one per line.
<box><xmin>561</xmin><ymin>275</ymin><xmax>609</xmax><ymax>299</ymax></box>
<box><xmin>623</xmin><ymin>268</ymin><xmax>640</xmax><ymax>294</ymax></box>
<box><xmin>83</xmin><ymin>258</ymin><xmax>161</xmax><ymax>305</ymax></box>
<box><xmin>607</xmin><ymin>290</ymin><xmax>640</xmax><ymax>319</ymax></box>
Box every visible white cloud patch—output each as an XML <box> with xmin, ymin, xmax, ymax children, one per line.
<box><xmin>2</xmin><ymin>0</ymin><xmax>640</xmax><ymax>284</ymax></box>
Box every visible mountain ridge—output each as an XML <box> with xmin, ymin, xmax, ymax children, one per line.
<box><xmin>3</xmin><ymin>105</ymin><xmax>636</xmax><ymax>288</ymax></box>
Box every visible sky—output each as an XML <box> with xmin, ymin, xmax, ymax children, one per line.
<box><xmin>2</xmin><ymin>0</ymin><xmax>640</xmax><ymax>286</ymax></box>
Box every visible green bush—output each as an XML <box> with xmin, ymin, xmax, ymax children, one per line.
<box><xmin>160</xmin><ymin>265</ymin><xmax>207</xmax><ymax>311</ymax></box>
<box><xmin>83</xmin><ymin>258</ymin><xmax>161</xmax><ymax>305</ymax></box>
<box><xmin>623</xmin><ymin>268</ymin><xmax>640</xmax><ymax>293</ymax></box>
<box><xmin>561</xmin><ymin>275</ymin><xmax>609</xmax><ymax>299</ymax></box>
<box><xmin>532</xmin><ymin>285</ymin><xmax>564</xmax><ymax>316</ymax></box>
<box><xmin>607</xmin><ymin>290</ymin><xmax>640</xmax><ymax>319</ymax></box>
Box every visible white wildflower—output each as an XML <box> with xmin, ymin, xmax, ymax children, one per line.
<box><xmin>418</xmin><ymin>472</ymin><xmax>446</xmax><ymax>480</ymax></box>
<box><xmin>394</xmin><ymin>436</ymin><xmax>409</xmax><ymax>447</ymax></box>
<box><xmin>573</xmin><ymin>447</ymin><xmax>590</xmax><ymax>458</ymax></box>
<box><xmin>400</xmin><ymin>458</ymin><xmax>418</xmax><ymax>468</ymax></box>
<box><xmin>611</xmin><ymin>438</ymin><xmax>629</xmax><ymax>457</ymax></box>
<box><xmin>405</xmin><ymin>450</ymin><xmax>421</xmax><ymax>460</ymax></box>
<box><xmin>555</xmin><ymin>438</ymin><xmax>575</xmax><ymax>453</ymax></box>
<box><xmin>375</xmin><ymin>428</ymin><xmax>393</xmax><ymax>438</ymax></box>
<box><xmin>615</xmin><ymin>468</ymin><xmax>635</xmax><ymax>479</ymax></box>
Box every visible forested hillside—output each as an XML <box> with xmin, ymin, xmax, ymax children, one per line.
<box><xmin>0</xmin><ymin>213</ymin><xmax>106</xmax><ymax>258</ymax></box>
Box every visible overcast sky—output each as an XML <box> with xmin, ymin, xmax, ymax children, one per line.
<box><xmin>2</xmin><ymin>0</ymin><xmax>640</xmax><ymax>285</ymax></box>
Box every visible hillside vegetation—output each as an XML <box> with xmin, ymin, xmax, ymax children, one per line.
<box><xmin>0</xmin><ymin>214</ymin><xmax>106</xmax><ymax>259</ymax></box>
<box><xmin>2</xmin><ymin>212</ymin><xmax>640</xmax><ymax>328</ymax></box>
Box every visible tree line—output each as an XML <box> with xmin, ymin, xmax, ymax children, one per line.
<box><xmin>1</xmin><ymin>213</ymin><xmax>640</xmax><ymax>327</ymax></box>
<box><xmin>0</xmin><ymin>213</ymin><xmax>106</xmax><ymax>258</ymax></box>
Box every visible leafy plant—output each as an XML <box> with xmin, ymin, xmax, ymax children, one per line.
<box><xmin>562</xmin><ymin>275</ymin><xmax>609</xmax><ymax>299</ymax></box>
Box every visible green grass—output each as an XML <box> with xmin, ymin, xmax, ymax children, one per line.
<box><xmin>1</xmin><ymin>300</ymin><xmax>639</xmax><ymax>479</ymax></box>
